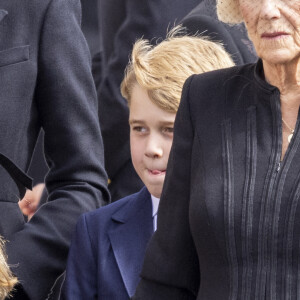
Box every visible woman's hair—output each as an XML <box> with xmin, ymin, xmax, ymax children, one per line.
<box><xmin>216</xmin><ymin>0</ymin><xmax>244</xmax><ymax>24</ymax></box>
<box><xmin>121</xmin><ymin>26</ymin><xmax>234</xmax><ymax>113</ymax></box>
<box><xmin>0</xmin><ymin>237</ymin><xmax>17</xmax><ymax>300</ymax></box>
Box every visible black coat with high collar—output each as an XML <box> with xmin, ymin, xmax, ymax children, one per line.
<box><xmin>134</xmin><ymin>60</ymin><xmax>300</xmax><ymax>299</ymax></box>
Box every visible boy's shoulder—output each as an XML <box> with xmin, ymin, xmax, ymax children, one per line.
<box><xmin>82</xmin><ymin>186</ymin><xmax>150</xmax><ymax>226</ymax></box>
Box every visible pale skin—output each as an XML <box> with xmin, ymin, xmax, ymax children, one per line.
<box><xmin>18</xmin><ymin>183</ymin><xmax>45</xmax><ymax>220</ymax></box>
<box><xmin>239</xmin><ymin>0</ymin><xmax>300</xmax><ymax>159</ymax></box>
<box><xmin>129</xmin><ymin>83</ymin><xmax>175</xmax><ymax>198</ymax></box>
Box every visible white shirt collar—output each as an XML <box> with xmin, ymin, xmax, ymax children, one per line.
<box><xmin>151</xmin><ymin>194</ymin><xmax>160</xmax><ymax>231</ymax></box>
<box><xmin>151</xmin><ymin>194</ymin><xmax>160</xmax><ymax>218</ymax></box>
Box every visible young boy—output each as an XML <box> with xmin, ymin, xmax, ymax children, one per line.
<box><xmin>61</xmin><ymin>28</ymin><xmax>234</xmax><ymax>300</ymax></box>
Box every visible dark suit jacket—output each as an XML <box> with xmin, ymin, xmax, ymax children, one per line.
<box><xmin>0</xmin><ymin>1</ymin><xmax>109</xmax><ymax>299</ymax></box>
<box><xmin>27</xmin><ymin>0</ymin><xmax>101</xmax><ymax>186</ymax></box>
<box><xmin>61</xmin><ymin>187</ymin><xmax>153</xmax><ymax>299</ymax></box>
<box><xmin>96</xmin><ymin>0</ymin><xmax>199</xmax><ymax>201</ymax></box>
<box><xmin>81</xmin><ymin>0</ymin><xmax>101</xmax><ymax>56</ymax></box>
<box><xmin>181</xmin><ymin>0</ymin><xmax>257</xmax><ymax>65</ymax></box>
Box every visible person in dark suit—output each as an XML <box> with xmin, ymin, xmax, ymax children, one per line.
<box><xmin>0</xmin><ymin>0</ymin><xmax>109</xmax><ymax>299</ymax></box>
<box><xmin>27</xmin><ymin>0</ymin><xmax>102</xmax><ymax>192</ymax></box>
<box><xmin>181</xmin><ymin>0</ymin><xmax>257</xmax><ymax>65</ymax></box>
<box><xmin>61</xmin><ymin>28</ymin><xmax>234</xmax><ymax>300</ymax></box>
<box><xmin>133</xmin><ymin>0</ymin><xmax>300</xmax><ymax>299</ymax></box>
<box><xmin>96</xmin><ymin>0</ymin><xmax>199</xmax><ymax>202</ymax></box>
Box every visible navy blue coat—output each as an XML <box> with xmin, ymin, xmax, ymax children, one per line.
<box><xmin>61</xmin><ymin>187</ymin><xmax>153</xmax><ymax>299</ymax></box>
<box><xmin>0</xmin><ymin>0</ymin><xmax>109</xmax><ymax>299</ymax></box>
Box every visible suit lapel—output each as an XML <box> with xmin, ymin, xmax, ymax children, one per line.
<box><xmin>0</xmin><ymin>10</ymin><xmax>8</xmax><ymax>22</ymax></box>
<box><xmin>108</xmin><ymin>187</ymin><xmax>153</xmax><ymax>297</ymax></box>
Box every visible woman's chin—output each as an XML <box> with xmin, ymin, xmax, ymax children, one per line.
<box><xmin>261</xmin><ymin>49</ymin><xmax>300</xmax><ymax>65</ymax></box>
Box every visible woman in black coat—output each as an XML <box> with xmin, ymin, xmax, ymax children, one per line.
<box><xmin>133</xmin><ymin>0</ymin><xmax>300</xmax><ymax>299</ymax></box>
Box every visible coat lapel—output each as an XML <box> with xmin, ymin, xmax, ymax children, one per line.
<box><xmin>0</xmin><ymin>10</ymin><xmax>8</xmax><ymax>22</ymax></box>
<box><xmin>108</xmin><ymin>187</ymin><xmax>153</xmax><ymax>297</ymax></box>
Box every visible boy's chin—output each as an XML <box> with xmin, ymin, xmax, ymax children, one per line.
<box><xmin>146</xmin><ymin>184</ymin><xmax>162</xmax><ymax>199</ymax></box>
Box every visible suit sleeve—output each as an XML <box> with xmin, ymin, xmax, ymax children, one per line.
<box><xmin>6</xmin><ymin>0</ymin><xmax>109</xmax><ymax>299</ymax></box>
<box><xmin>133</xmin><ymin>76</ymin><xmax>200</xmax><ymax>299</ymax></box>
<box><xmin>61</xmin><ymin>215</ymin><xmax>97</xmax><ymax>300</ymax></box>
<box><xmin>98</xmin><ymin>0</ymin><xmax>199</xmax><ymax>180</ymax></box>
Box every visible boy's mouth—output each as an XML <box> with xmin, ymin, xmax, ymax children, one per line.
<box><xmin>148</xmin><ymin>169</ymin><xmax>166</xmax><ymax>175</ymax></box>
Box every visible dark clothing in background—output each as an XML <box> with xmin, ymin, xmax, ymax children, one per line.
<box><xmin>0</xmin><ymin>1</ymin><xmax>109</xmax><ymax>299</ymax></box>
<box><xmin>181</xmin><ymin>0</ymin><xmax>257</xmax><ymax>65</ymax></box>
<box><xmin>27</xmin><ymin>131</ymin><xmax>48</xmax><ymax>186</ymax></box>
<box><xmin>134</xmin><ymin>60</ymin><xmax>300</xmax><ymax>299</ymax></box>
<box><xmin>96</xmin><ymin>0</ymin><xmax>199</xmax><ymax>202</ymax></box>
<box><xmin>81</xmin><ymin>0</ymin><xmax>101</xmax><ymax>56</ymax></box>
<box><xmin>28</xmin><ymin>0</ymin><xmax>101</xmax><ymax>186</ymax></box>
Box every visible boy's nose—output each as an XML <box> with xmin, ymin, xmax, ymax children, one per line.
<box><xmin>145</xmin><ymin>135</ymin><xmax>163</xmax><ymax>158</ymax></box>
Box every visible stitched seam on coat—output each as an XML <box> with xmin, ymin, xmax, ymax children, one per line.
<box><xmin>241</xmin><ymin>106</ymin><xmax>257</xmax><ymax>300</ymax></box>
<box><xmin>222</xmin><ymin>119</ymin><xmax>239</xmax><ymax>300</ymax></box>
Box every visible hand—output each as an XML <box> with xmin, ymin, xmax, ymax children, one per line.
<box><xmin>18</xmin><ymin>183</ymin><xmax>45</xmax><ymax>220</ymax></box>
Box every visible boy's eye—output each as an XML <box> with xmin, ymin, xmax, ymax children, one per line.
<box><xmin>132</xmin><ymin>126</ymin><xmax>147</xmax><ymax>133</ymax></box>
<box><xmin>162</xmin><ymin>127</ymin><xmax>174</xmax><ymax>134</ymax></box>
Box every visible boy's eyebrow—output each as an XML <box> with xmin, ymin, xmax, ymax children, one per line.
<box><xmin>158</xmin><ymin>121</ymin><xmax>174</xmax><ymax>126</ymax></box>
<box><xmin>129</xmin><ymin>119</ymin><xmax>175</xmax><ymax>125</ymax></box>
<box><xmin>129</xmin><ymin>119</ymin><xmax>145</xmax><ymax>125</ymax></box>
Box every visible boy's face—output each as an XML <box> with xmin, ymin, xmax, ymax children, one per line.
<box><xmin>129</xmin><ymin>83</ymin><xmax>176</xmax><ymax>198</ymax></box>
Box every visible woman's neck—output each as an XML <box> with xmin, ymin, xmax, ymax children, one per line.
<box><xmin>263</xmin><ymin>58</ymin><xmax>300</xmax><ymax>160</ymax></box>
<box><xmin>263</xmin><ymin>59</ymin><xmax>300</xmax><ymax>105</ymax></box>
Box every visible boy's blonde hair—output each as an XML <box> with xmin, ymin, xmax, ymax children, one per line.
<box><xmin>0</xmin><ymin>237</ymin><xmax>17</xmax><ymax>300</ymax></box>
<box><xmin>121</xmin><ymin>26</ymin><xmax>234</xmax><ymax>113</ymax></box>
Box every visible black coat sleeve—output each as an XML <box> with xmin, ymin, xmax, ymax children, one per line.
<box><xmin>6</xmin><ymin>0</ymin><xmax>109</xmax><ymax>299</ymax></box>
<box><xmin>133</xmin><ymin>76</ymin><xmax>200</xmax><ymax>299</ymax></box>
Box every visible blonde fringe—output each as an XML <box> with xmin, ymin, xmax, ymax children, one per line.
<box><xmin>121</xmin><ymin>25</ymin><xmax>234</xmax><ymax>112</ymax></box>
<box><xmin>0</xmin><ymin>238</ymin><xmax>17</xmax><ymax>300</ymax></box>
